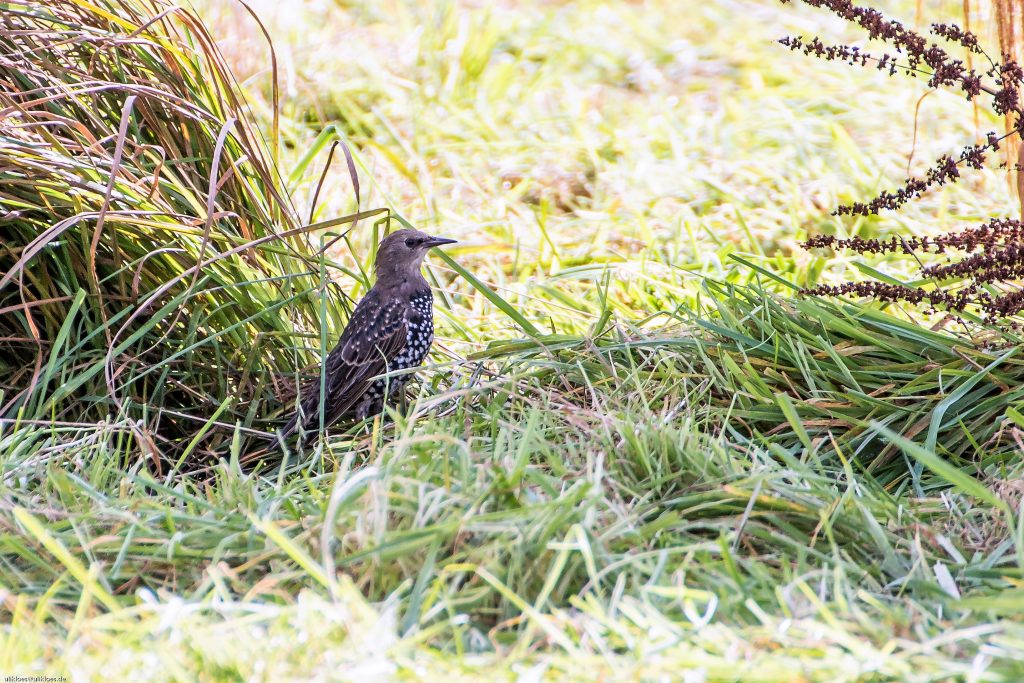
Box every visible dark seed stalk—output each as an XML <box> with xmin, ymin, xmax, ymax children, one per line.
<box><xmin>783</xmin><ymin>0</ymin><xmax>1024</xmax><ymax>322</ymax></box>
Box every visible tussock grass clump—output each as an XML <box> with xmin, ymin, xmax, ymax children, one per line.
<box><xmin>0</xmin><ymin>0</ymin><xmax>368</xmax><ymax>462</ymax></box>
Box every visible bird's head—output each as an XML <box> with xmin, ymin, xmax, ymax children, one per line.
<box><xmin>374</xmin><ymin>228</ymin><xmax>457</xmax><ymax>282</ymax></box>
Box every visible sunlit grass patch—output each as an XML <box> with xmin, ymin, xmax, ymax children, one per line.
<box><xmin>4</xmin><ymin>0</ymin><xmax>1024</xmax><ymax>679</ymax></box>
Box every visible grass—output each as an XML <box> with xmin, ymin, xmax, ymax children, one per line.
<box><xmin>3</xmin><ymin>0</ymin><xmax>1024</xmax><ymax>679</ymax></box>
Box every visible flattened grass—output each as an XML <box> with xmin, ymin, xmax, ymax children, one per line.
<box><xmin>5</xmin><ymin>287</ymin><xmax>1024</xmax><ymax>679</ymax></box>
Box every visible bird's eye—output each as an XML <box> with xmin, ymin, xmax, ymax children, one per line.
<box><xmin>405</xmin><ymin>238</ymin><xmax>415</xmax><ymax>247</ymax></box>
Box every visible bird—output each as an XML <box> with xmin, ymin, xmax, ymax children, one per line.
<box><xmin>280</xmin><ymin>228</ymin><xmax>457</xmax><ymax>440</ymax></box>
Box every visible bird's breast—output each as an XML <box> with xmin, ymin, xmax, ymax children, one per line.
<box><xmin>393</xmin><ymin>291</ymin><xmax>434</xmax><ymax>369</ymax></box>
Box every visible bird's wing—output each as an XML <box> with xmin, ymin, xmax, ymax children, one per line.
<box><xmin>332</xmin><ymin>290</ymin><xmax>408</xmax><ymax>367</ymax></box>
<box><xmin>286</xmin><ymin>289</ymin><xmax>408</xmax><ymax>435</ymax></box>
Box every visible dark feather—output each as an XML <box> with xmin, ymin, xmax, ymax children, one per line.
<box><xmin>278</xmin><ymin>227</ymin><xmax>454</xmax><ymax>442</ymax></box>
<box><xmin>282</xmin><ymin>289</ymin><xmax>408</xmax><ymax>437</ymax></box>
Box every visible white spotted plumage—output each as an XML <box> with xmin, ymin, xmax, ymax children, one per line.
<box><xmin>282</xmin><ymin>229</ymin><xmax>454</xmax><ymax>439</ymax></box>
<box><xmin>359</xmin><ymin>291</ymin><xmax>433</xmax><ymax>413</ymax></box>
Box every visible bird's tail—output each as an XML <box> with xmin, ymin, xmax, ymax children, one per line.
<box><xmin>278</xmin><ymin>413</ymin><xmax>298</xmax><ymax>440</ymax></box>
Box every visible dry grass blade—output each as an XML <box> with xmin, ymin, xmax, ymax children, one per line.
<box><xmin>0</xmin><ymin>0</ymin><xmax>376</xmax><ymax>464</ymax></box>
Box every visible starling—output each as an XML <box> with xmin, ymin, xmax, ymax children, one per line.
<box><xmin>281</xmin><ymin>229</ymin><xmax>457</xmax><ymax>440</ymax></box>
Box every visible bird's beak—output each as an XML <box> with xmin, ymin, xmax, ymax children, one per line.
<box><xmin>423</xmin><ymin>236</ymin><xmax>458</xmax><ymax>248</ymax></box>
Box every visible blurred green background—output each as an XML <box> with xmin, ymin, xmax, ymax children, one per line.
<box><xmin>195</xmin><ymin>0</ymin><xmax>1017</xmax><ymax>326</ymax></box>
